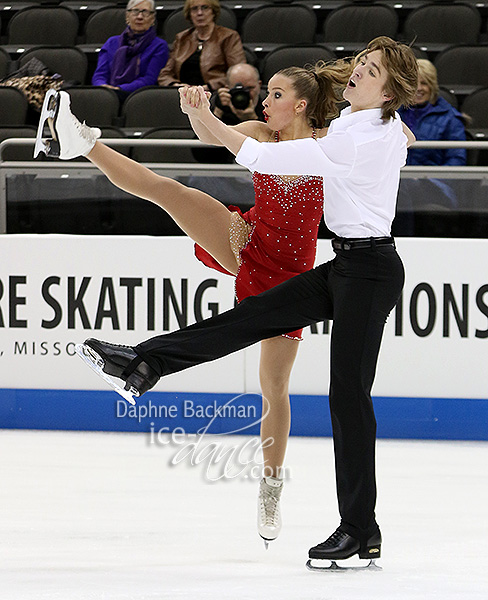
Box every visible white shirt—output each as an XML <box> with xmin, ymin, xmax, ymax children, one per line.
<box><xmin>236</xmin><ymin>107</ymin><xmax>408</xmax><ymax>238</ymax></box>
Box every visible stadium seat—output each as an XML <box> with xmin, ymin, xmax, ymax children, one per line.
<box><xmin>439</xmin><ymin>86</ymin><xmax>459</xmax><ymax>109</ymax></box>
<box><xmin>83</xmin><ymin>7</ymin><xmax>127</xmax><ymax>45</ymax></box>
<box><xmin>7</xmin><ymin>6</ymin><xmax>79</xmax><ymax>46</ymax></box>
<box><xmin>132</xmin><ymin>128</ymin><xmax>197</xmax><ymax>163</ymax></box>
<box><xmin>62</xmin><ymin>86</ymin><xmax>120</xmax><ymax>127</ymax></box>
<box><xmin>0</xmin><ymin>126</ymin><xmax>37</xmax><ymax>161</ymax></box>
<box><xmin>403</xmin><ymin>3</ymin><xmax>481</xmax><ymax>45</ymax></box>
<box><xmin>0</xmin><ymin>47</ymin><xmax>10</xmax><ymax>81</ymax></box>
<box><xmin>260</xmin><ymin>44</ymin><xmax>336</xmax><ymax>84</ymax></box>
<box><xmin>323</xmin><ymin>4</ymin><xmax>398</xmax><ymax>45</ymax></box>
<box><xmin>435</xmin><ymin>45</ymin><xmax>488</xmax><ymax>88</ymax></box>
<box><xmin>121</xmin><ymin>87</ymin><xmax>190</xmax><ymax>128</ymax></box>
<box><xmin>462</xmin><ymin>87</ymin><xmax>488</xmax><ymax>128</ymax></box>
<box><xmin>0</xmin><ymin>87</ymin><xmax>29</xmax><ymax>125</ymax></box>
<box><xmin>241</xmin><ymin>4</ymin><xmax>317</xmax><ymax>44</ymax></box>
<box><xmin>19</xmin><ymin>47</ymin><xmax>88</xmax><ymax>85</ymax></box>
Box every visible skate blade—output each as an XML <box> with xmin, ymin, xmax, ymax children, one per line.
<box><xmin>259</xmin><ymin>535</ymin><xmax>276</xmax><ymax>550</ymax></box>
<box><xmin>34</xmin><ymin>88</ymin><xmax>60</xmax><ymax>158</ymax></box>
<box><xmin>75</xmin><ymin>343</ymin><xmax>139</xmax><ymax>405</ymax></box>
<box><xmin>306</xmin><ymin>558</ymin><xmax>381</xmax><ymax>573</ymax></box>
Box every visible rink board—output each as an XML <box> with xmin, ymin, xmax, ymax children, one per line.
<box><xmin>1</xmin><ymin>235</ymin><xmax>488</xmax><ymax>440</ymax></box>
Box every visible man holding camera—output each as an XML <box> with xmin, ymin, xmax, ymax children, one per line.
<box><xmin>211</xmin><ymin>63</ymin><xmax>264</xmax><ymax>125</ymax></box>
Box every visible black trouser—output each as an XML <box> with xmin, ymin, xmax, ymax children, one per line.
<box><xmin>136</xmin><ymin>242</ymin><xmax>405</xmax><ymax>540</ymax></box>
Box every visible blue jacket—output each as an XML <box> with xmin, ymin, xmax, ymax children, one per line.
<box><xmin>399</xmin><ymin>96</ymin><xmax>466</xmax><ymax>166</ymax></box>
<box><xmin>92</xmin><ymin>34</ymin><xmax>169</xmax><ymax>94</ymax></box>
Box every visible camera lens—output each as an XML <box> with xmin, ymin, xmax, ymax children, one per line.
<box><xmin>230</xmin><ymin>84</ymin><xmax>251</xmax><ymax>110</ymax></box>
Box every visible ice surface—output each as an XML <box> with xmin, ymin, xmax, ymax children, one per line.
<box><xmin>1</xmin><ymin>429</ymin><xmax>487</xmax><ymax>600</ymax></box>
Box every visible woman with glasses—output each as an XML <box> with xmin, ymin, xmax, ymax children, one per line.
<box><xmin>92</xmin><ymin>0</ymin><xmax>169</xmax><ymax>102</ymax></box>
<box><xmin>158</xmin><ymin>0</ymin><xmax>245</xmax><ymax>92</ymax></box>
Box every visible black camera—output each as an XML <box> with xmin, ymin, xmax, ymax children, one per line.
<box><xmin>229</xmin><ymin>83</ymin><xmax>251</xmax><ymax>110</ymax></box>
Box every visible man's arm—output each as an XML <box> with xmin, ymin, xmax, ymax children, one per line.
<box><xmin>402</xmin><ymin>122</ymin><xmax>416</xmax><ymax>147</ymax></box>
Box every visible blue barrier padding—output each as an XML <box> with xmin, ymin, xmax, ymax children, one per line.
<box><xmin>0</xmin><ymin>389</ymin><xmax>487</xmax><ymax>441</ymax></box>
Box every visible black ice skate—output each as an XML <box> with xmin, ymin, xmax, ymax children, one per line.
<box><xmin>34</xmin><ymin>89</ymin><xmax>101</xmax><ymax>159</ymax></box>
<box><xmin>75</xmin><ymin>339</ymin><xmax>159</xmax><ymax>405</ymax></box>
<box><xmin>306</xmin><ymin>526</ymin><xmax>382</xmax><ymax>572</ymax></box>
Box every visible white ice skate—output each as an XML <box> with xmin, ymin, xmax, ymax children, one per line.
<box><xmin>258</xmin><ymin>476</ymin><xmax>283</xmax><ymax>549</ymax></box>
<box><xmin>34</xmin><ymin>89</ymin><xmax>101</xmax><ymax>159</ymax></box>
<box><xmin>75</xmin><ymin>343</ymin><xmax>139</xmax><ymax>406</ymax></box>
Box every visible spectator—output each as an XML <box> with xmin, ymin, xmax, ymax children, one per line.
<box><xmin>398</xmin><ymin>59</ymin><xmax>466</xmax><ymax>166</ymax></box>
<box><xmin>211</xmin><ymin>63</ymin><xmax>264</xmax><ymax>125</ymax></box>
<box><xmin>157</xmin><ymin>0</ymin><xmax>245</xmax><ymax>92</ymax></box>
<box><xmin>92</xmin><ymin>0</ymin><xmax>169</xmax><ymax>102</ymax></box>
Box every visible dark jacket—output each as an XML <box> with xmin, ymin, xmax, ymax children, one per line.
<box><xmin>157</xmin><ymin>25</ymin><xmax>245</xmax><ymax>91</ymax></box>
<box><xmin>399</xmin><ymin>96</ymin><xmax>466</xmax><ymax>166</ymax></box>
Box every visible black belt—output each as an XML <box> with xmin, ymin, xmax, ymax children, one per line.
<box><xmin>332</xmin><ymin>237</ymin><xmax>395</xmax><ymax>251</ymax></box>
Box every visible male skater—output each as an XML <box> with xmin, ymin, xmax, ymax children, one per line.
<box><xmin>37</xmin><ymin>37</ymin><xmax>418</xmax><ymax>569</ymax></box>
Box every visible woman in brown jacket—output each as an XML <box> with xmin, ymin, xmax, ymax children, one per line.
<box><xmin>158</xmin><ymin>0</ymin><xmax>245</xmax><ymax>91</ymax></box>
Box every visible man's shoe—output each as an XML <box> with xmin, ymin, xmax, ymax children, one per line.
<box><xmin>75</xmin><ymin>338</ymin><xmax>160</xmax><ymax>404</ymax></box>
<box><xmin>306</xmin><ymin>526</ymin><xmax>382</xmax><ymax>572</ymax></box>
<box><xmin>34</xmin><ymin>89</ymin><xmax>101</xmax><ymax>159</ymax></box>
<box><xmin>309</xmin><ymin>526</ymin><xmax>381</xmax><ymax>560</ymax></box>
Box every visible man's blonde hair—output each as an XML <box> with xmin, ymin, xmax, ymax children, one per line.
<box><xmin>356</xmin><ymin>36</ymin><xmax>419</xmax><ymax>120</ymax></box>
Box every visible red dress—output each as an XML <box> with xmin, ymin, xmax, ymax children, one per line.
<box><xmin>195</xmin><ymin>172</ymin><xmax>324</xmax><ymax>339</ymax></box>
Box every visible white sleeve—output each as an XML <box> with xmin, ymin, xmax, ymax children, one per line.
<box><xmin>236</xmin><ymin>132</ymin><xmax>356</xmax><ymax>177</ymax></box>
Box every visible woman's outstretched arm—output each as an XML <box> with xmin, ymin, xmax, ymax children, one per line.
<box><xmin>180</xmin><ymin>86</ymin><xmax>268</xmax><ymax>146</ymax></box>
<box><xmin>180</xmin><ymin>86</ymin><xmax>250</xmax><ymax>153</ymax></box>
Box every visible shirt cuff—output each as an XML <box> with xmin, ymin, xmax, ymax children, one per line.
<box><xmin>235</xmin><ymin>137</ymin><xmax>261</xmax><ymax>169</ymax></box>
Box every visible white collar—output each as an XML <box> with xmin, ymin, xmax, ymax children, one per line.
<box><xmin>331</xmin><ymin>106</ymin><xmax>384</xmax><ymax>131</ymax></box>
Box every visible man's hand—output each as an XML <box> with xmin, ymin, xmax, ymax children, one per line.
<box><xmin>214</xmin><ymin>87</ymin><xmax>258</xmax><ymax>122</ymax></box>
<box><xmin>216</xmin><ymin>87</ymin><xmax>232</xmax><ymax>109</ymax></box>
<box><xmin>232</xmin><ymin>101</ymin><xmax>259</xmax><ymax>122</ymax></box>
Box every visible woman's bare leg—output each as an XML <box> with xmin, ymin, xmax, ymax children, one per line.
<box><xmin>87</xmin><ymin>141</ymin><xmax>238</xmax><ymax>274</ymax></box>
<box><xmin>258</xmin><ymin>336</ymin><xmax>300</xmax><ymax>477</ymax></box>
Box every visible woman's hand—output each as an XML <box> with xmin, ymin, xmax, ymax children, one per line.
<box><xmin>179</xmin><ymin>86</ymin><xmax>211</xmax><ymax>117</ymax></box>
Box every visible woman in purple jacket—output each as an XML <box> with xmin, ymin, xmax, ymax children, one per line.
<box><xmin>92</xmin><ymin>0</ymin><xmax>169</xmax><ymax>101</ymax></box>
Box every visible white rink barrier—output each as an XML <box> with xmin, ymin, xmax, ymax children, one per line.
<box><xmin>1</xmin><ymin>235</ymin><xmax>487</xmax><ymax>440</ymax></box>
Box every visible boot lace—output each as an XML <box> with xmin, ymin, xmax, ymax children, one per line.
<box><xmin>317</xmin><ymin>527</ymin><xmax>348</xmax><ymax>549</ymax></box>
<box><xmin>259</xmin><ymin>481</ymin><xmax>282</xmax><ymax>527</ymax></box>
<box><xmin>70</xmin><ymin>113</ymin><xmax>98</xmax><ymax>145</ymax></box>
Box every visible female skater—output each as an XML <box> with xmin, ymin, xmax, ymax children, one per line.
<box><xmin>35</xmin><ymin>60</ymin><xmax>350</xmax><ymax>545</ymax></box>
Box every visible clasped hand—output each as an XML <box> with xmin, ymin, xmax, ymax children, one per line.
<box><xmin>179</xmin><ymin>86</ymin><xmax>211</xmax><ymax>116</ymax></box>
